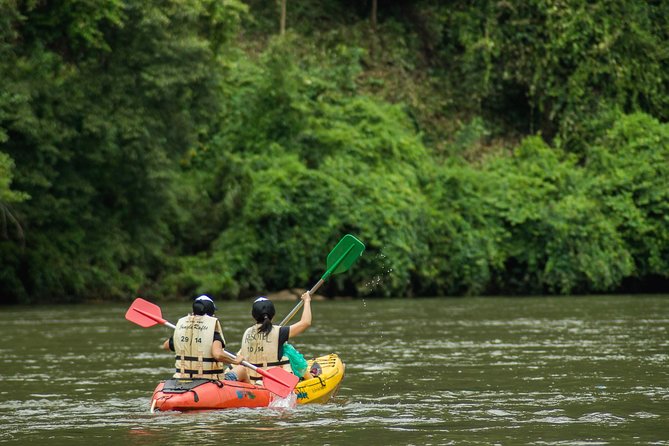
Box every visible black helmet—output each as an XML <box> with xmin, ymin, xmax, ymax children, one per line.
<box><xmin>251</xmin><ymin>297</ymin><xmax>275</xmax><ymax>322</ymax></box>
<box><xmin>192</xmin><ymin>295</ymin><xmax>217</xmax><ymax>316</ymax></box>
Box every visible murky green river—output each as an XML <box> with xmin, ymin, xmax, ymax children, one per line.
<box><xmin>0</xmin><ymin>296</ymin><xmax>667</xmax><ymax>445</ymax></box>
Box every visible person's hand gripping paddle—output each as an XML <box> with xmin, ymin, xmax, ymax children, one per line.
<box><xmin>279</xmin><ymin>234</ymin><xmax>366</xmax><ymax>325</ymax></box>
<box><xmin>125</xmin><ymin>298</ymin><xmax>299</xmax><ymax>398</ymax></box>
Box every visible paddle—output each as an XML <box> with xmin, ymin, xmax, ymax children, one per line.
<box><xmin>125</xmin><ymin>297</ymin><xmax>299</xmax><ymax>398</ymax></box>
<box><xmin>279</xmin><ymin>234</ymin><xmax>366</xmax><ymax>326</ymax></box>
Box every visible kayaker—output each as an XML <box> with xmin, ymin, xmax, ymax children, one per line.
<box><xmin>162</xmin><ymin>295</ymin><xmax>242</xmax><ymax>380</ymax></box>
<box><xmin>225</xmin><ymin>292</ymin><xmax>315</xmax><ymax>383</ymax></box>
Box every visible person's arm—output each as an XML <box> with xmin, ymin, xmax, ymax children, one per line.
<box><xmin>211</xmin><ymin>340</ymin><xmax>243</xmax><ymax>365</ymax></box>
<box><xmin>288</xmin><ymin>292</ymin><xmax>312</xmax><ymax>338</ymax></box>
<box><xmin>161</xmin><ymin>337</ymin><xmax>173</xmax><ymax>351</ymax></box>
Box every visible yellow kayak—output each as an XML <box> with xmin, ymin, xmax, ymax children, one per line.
<box><xmin>296</xmin><ymin>353</ymin><xmax>346</xmax><ymax>404</ymax></box>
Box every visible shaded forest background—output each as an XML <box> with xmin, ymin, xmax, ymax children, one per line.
<box><xmin>1</xmin><ymin>0</ymin><xmax>668</xmax><ymax>304</ymax></box>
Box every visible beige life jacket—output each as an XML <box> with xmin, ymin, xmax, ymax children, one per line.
<box><xmin>173</xmin><ymin>314</ymin><xmax>225</xmax><ymax>380</ymax></box>
<box><xmin>240</xmin><ymin>323</ymin><xmax>291</xmax><ymax>380</ymax></box>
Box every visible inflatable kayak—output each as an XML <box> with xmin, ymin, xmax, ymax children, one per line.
<box><xmin>150</xmin><ymin>353</ymin><xmax>345</xmax><ymax>412</ymax></box>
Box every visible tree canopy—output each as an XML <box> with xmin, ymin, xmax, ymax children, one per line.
<box><xmin>1</xmin><ymin>0</ymin><xmax>668</xmax><ymax>303</ymax></box>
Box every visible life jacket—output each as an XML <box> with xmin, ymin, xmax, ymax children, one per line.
<box><xmin>173</xmin><ymin>314</ymin><xmax>225</xmax><ymax>380</ymax></box>
<box><xmin>239</xmin><ymin>323</ymin><xmax>291</xmax><ymax>380</ymax></box>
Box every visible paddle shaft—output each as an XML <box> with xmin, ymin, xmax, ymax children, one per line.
<box><xmin>278</xmin><ymin>279</ymin><xmax>324</xmax><ymax>326</ymax></box>
<box><xmin>278</xmin><ymin>236</ymin><xmax>361</xmax><ymax>326</ymax></box>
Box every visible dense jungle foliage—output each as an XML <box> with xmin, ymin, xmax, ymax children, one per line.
<box><xmin>1</xmin><ymin>0</ymin><xmax>668</xmax><ymax>303</ymax></box>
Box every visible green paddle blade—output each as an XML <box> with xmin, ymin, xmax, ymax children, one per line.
<box><xmin>322</xmin><ymin>234</ymin><xmax>365</xmax><ymax>281</ymax></box>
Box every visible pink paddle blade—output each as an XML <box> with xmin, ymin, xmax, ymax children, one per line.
<box><xmin>259</xmin><ymin>366</ymin><xmax>300</xmax><ymax>398</ymax></box>
<box><xmin>125</xmin><ymin>297</ymin><xmax>165</xmax><ymax>327</ymax></box>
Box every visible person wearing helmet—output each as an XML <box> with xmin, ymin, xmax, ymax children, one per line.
<box><xmin>161</xmin><ymin>295</ymin><xmax>241</xmax><ymax>380</ymax></box>
<box><xmin>225</xmin><ymin>291</ymin><xmax>313</xmax><ymax>383</ymax></box>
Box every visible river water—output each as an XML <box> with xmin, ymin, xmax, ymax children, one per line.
<box><xmin>0</xmin><ymin>296</ymin><xmax>667</xmax><ymax>445</ymax></box>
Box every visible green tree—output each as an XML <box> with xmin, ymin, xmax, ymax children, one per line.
<box><xmin>586</xmin><ymin>113</ymin><xmax>669</xmax><ymax>282</ymax></box>
<box><xmin>0</xmin><ymin>152</ymin><xmax>29</xmax><ymax>239</ymax></box>
<box><xmin>0</xmin><ymin>0</ymin><xmax>246</xmax><ymax>303</ymax></box>
<box><xmin>401</xmin><ymin>1</ymin><xmax>669</xmax><ymax>147</ymax></box>
<box><xmin>168</xmin><ymin>36</ymin><xmax>433</xmax><ymax>298</ymax></box>
<box><xmin>486</xmin><ymin>136</ymin><xmax>634</xmax><ymax>294</ymax></box>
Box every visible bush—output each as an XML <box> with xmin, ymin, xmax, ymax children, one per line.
<box><xmin>585</xmin><ymin>113</ymin><xmax>669</xmax><ymax>279</ymax></box>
